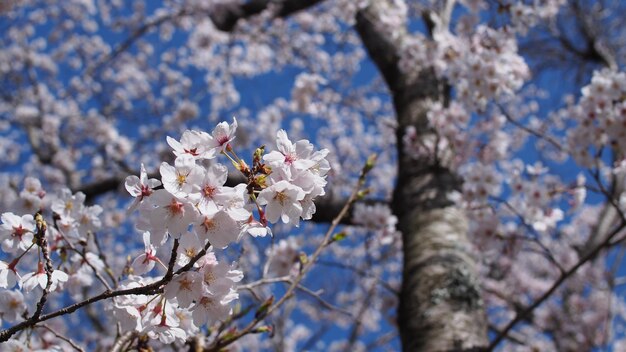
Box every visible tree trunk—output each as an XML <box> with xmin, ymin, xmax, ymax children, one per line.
<box><xmin>392</xmin><ymin>71</ymin><xmax>487</xmax><ymax>351</ymax></box>
<box><xmin>355</xmin><ymin>2</ymin><xmax>488</xmax><ymax>350</ymax></box>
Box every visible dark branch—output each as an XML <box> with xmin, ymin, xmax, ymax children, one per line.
<box><xmin>210</xmin><ymin>0</ymin><xmax>325</xmax><ymax>32</ymax></box>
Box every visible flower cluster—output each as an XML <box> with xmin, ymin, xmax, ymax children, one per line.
<box><xmin>111</xmin><ymin>250</ymin><xmax>243</xmax><ymax>344</ymax></box>
<box><xmin>351</xmin><ymin>203</ymin><xmax>400</xmax><ymax>246</ymax></box>
<box><xmin>400</xmin><ymin>25</ymin><xmax>529</xmax><ymax>111</ymax></box>
<box><xmin>115</xmin><ymin>119</ymin><xmax>329</xmax><ymax>342</ymax></box>
<box><xmin>0</xmin><ymin>182</ymin><xmax>106</xmax><ymax>328</ymax></box>
<box><xmin>0</xmin><ymin>120</ymin><xmax>329</xmax><ymax>346</ymax></box>
<box><xmin>434</xmin><ymin>25</ymin><xmax>529</xmax><ymax>110</ymax></box>
<box><xmin>0</xmin><ymin>186</ymin><xmax>105</xmax><ymax>292</ymax></box>
<box><xmin>564</xmin><ymin>69</ymin><xmax>626</xmax><ymax>167</ymax></box>
<box><xmin>509</xmin><ymin>0</ymin><xmax>566</xmax><ymax>34</ymax></box>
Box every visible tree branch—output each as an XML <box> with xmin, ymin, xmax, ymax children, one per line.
<box><xmin>210</xmin><ymin>0</ymin><xmax>325</xmax><ymax>32</ymax></box>
<box><xmin>0</xmin><ymin>239</ymin><xmax>200</xmax><ymax>342</ymax></box>
<box><xmin>487</xmin><ymin>219</ymin><xmax>626</xmax><ymax>350</ymax></box>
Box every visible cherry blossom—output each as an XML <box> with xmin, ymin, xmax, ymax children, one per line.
<box><xmin>164</xmin><ymin>271</ymin><xmax>203</xmax><ymax>308</ymax></box>
<box><xmin>192</xmin><ymin>163</ymin><xmax>229</xmax><ymax>213</ymax></box>
<box><xmin>195</xmin><ymin>209</ymin><xmax>241</xmax><ymax>249</ymax></box>
<box><xmin>166</xmin><ymin>129</ymin><xmax>215</xmax><ymax>160</ymax></box>
<box><xmin>21</xmin><ymin>263</ymin><xmax>68</xmax><ymax>292</ymax></box>
<box><xmin>0</xmin><ymin>213</ymin><xmax>36</xmax><ymax>253</ymax></box>
<box><xmin>176</xmin><ymin>231</ymin><xmax>204</xmax><ymax>267</ymax></box>
<box><xmin>160</xmin><ymin>155</ymin><xmax>204</xmax><ymax>198</ymax></box>
<box><xmin>2</xmin><ymin>0</ymin><xmax>625</xmax><ymax>350</ymax></box>
<box><xmin>125</xmin><ymin>163</ymin><xmax>162</xmax><ymax>212</ymax></box>
<box><xmin>0</xmin><ymin>290</ymin><xmax>26</xmax><ymax>322</ymax></box>
<box><xmin>131</xmin><ymin>232</ymin><xmax>160</xmax><ymax>275</ymax></box>
<box><xmin>0</xmin><ymin>261</ymin><xmax>19</xmax><ymax>289</ymax></box>
<box><xmin>257</xmin><ymin>180</ymin><xmax>306</xmax><ymax>226</ymax></box>
<box><xmin>137</xmin><ymin>189</ymin><xmax>198</xmax><ymax>245</ymax></box>
<box><xmin>266</xmin><ymin>237</ymin><xmax>301</xmax><ymax>277</ymax></box>
<box><xmin>209</xmin><ymin>118</ymin><xmax>238</xmax><ymax>152</ymax></box>
<box><xmin>264</xmin><ymin>129</ymin><xmax>317</xmax><ymax>178</ymax></box>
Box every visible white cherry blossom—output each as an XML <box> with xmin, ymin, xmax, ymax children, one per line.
<box><xmin>209</xmin><ymin>117</ymin><xmax>238</xmax><ymax>152</ymax></box>
<box><xmin>0</xmin><ymin>213</ymin><xmax>36</xmax><ymax>254</ymax></box>
<box><xmin>21</xmin><ymin>263</ymin><xmax>68</xmax><ymax>292</ymax></box>
<box><xmin>0</xmin><ymin>290</ymin><xmax>26</xmax><ymax>322</ymax></box>
<box><xmin>166</xmin><ymin>129</ymin><xmax>215</xmax><ymax>160</ymax></box>
<box><xmin>160</xmin><ymin>155</ymin><xmax>204</xmax><ymax>198</ymax></box>
<box><xmin>257</xmin><ymin>180</ymin><xmax>306</xmax><ymax>226</ymax></box>
<box><xmin>125</xmin><ymin>163</ymin><xmax>161</xmax><ymax>212</ymax></box>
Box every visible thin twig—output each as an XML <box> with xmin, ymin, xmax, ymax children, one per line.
<box><xmin>92</xmin><ymin>232</ymin><xmax>118</xmax><ymax>287</ymax></box>
<box><xmin>294</xmin><ymin>284</ymin><xmax>352</xmax><ymax>317</ymax></box>
<box><xmin>57</xmin><ymin>230</ymin><xmax>112</xmax><ymax>291</ymax></box>
<box><xmin>38</xmin><ymin>325</ymin><xmax>85</xmax><ymax>352</ymax></box>
<box><xmin>498</xmin><ymin>104</ymin><xmax>564</xmax><ymax>152</ymax></box>
<box><xmin>31</xmin><ymin>214</ymin><xmax>54</xmax><ymax>322</ymax></box>
<box><xmin>346</xmin><ymin>279</ymin><xmax>378</xmax><ymax>350</ymax></box>
<box><xmin>316</xmin><ymin>260</ymin><xmax>399</xmax><ymax>295</ymax></box>
<box><xmin>239</xmin><ymin>276</ymin><xmax>353</xmax><ymax>316</ymax></box>
<box><xmin>490</xmin><ymin>197</ymin><xmax>565</xmax><ymax>274</ymax></box>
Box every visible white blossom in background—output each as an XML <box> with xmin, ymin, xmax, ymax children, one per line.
<box><xmin>352</xmin><ymin>203</ymin><xmax>400</xmax><ymax>246</ymax></box>
<box><xmin>564</xmin><ymin>69</ymin><xmax>626</xmax><ymax>167</ymax></box>
<box><xmin>0</xmin><ymin>289</ymin><xmax>26</xmax><ymax>322</ymax></box>
<box><xmin>291</xmin><ymin>73</ymin><xmax>327</xmax><ymax>114</ymax></box>
<box><xmin>266</xmin><ymin>237</ymin><xmax>301</xmax><ymax>277</ymax></box>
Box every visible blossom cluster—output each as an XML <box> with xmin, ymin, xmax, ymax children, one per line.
<box><xmin>351</xmin><ymin>203</ymin><xmax>400</xmax><ymax>246</ymax></box>
<box><xmin>509</xmin><ymin>0</ymin><xmax>566</xmax><ymax>34</ymax></box>
<box><xmin>400</xmin><ymin>25</ymin><xmax>529</xmax><ymax>111</ymax></box>
<box><xmin>563</xmin><ymin>69</ymin><xmax>626</xmax><ymax>167</ymax></box>
<box><xmin>0</xmin><ymin>179</ymin><xmax>105</xmax><ymax>327</ymax></box>
<box><xmin>0</xmin><ymin>120</ymin><xmax>329</xmax><ymax>346</ymax></box>
<box><xmin>116</xmin><ymin>119</ymin><xmax>329</xmax><ymax>343</ymax></box>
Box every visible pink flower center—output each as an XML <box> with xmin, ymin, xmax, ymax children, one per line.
<box><xmin>184</xmin><ymin>147</ymin><xmax>199</xmax><ymax>156</ymax></box>
<box><xmin>166</xmin><ymin>199</ymin><xmax>184</xmax><ymax>216</ymax></box>
<box><xmin>140</xmin><ymin>184</ymin><xmax>153</xmax><ymax>198</ymax></box>
<box><xmin>284</xmin><ymin>153</ymin><xmax>296</xmax><ymax>165</ymax></box>
<box><xmin>12</xmin><ymin>226</ymin><xmax>24</xmax><ymax>238</ymax></box>
<box><xmin>217</xmin><ymin>134</ymin><xmax>229</xmax><ymax>146</ymax></box>
<box><xmin>200</xmin><ymin>296</ymin><xmax>214</xmax><ymax>307</ymax></box>
<box><xmin>202</xmin><ymin>185</ymin><xmax>216</xmax><ymax>199</ymax></box>
<box><xmin>202</xmin><ymin>217</ymin><xmax>216</xmax><ymax>231</ymax></box>
<box><xmin>179</xmin><ymin>277</ymin><xmax>193</xmax><ymax>291</ymax></box>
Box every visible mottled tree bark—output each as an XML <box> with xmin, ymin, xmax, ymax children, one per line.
<box><xmin>356</xmin><ymin>2</ymin><xmax>488</xmax><ymax>350</ymax></box>
<box><xmin>392</xmin><ymin>71</ymin><xmax>487</xmax><ymax>352</ymax></box>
